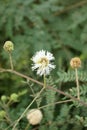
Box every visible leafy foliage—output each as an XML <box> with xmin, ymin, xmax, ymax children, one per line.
<box><xmin>0</xmin><ymin>0</ymin><xmax>87</xmax><ymax>130</ymax></box>
<box><xmin>56</xmin><ymin>70</ymin><xmax>87</xmax><ymax>83</ymax></box>
<box><xmin>43</xmin><ymin>77</ymin><xmax>57</xmax><ymax>129</ymax></box>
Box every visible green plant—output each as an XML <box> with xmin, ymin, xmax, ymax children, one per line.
<box><xmin>0</xmin><ymin>0</ymin><xmax>87</xmax><ymax>130</ymax></box>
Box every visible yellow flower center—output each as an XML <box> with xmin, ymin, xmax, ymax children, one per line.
<box><xmin>38</xmin><ymin>57</ymin><xmax>49</xmax><ymax>67</ymax></box>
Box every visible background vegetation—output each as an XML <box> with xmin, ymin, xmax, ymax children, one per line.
<box><xmin>0</xmin><ymin>0</ymin><xmax>87</xmax><ymax>130</ymax></box>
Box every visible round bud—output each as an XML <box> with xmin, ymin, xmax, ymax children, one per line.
<box><xmin>26</xmin><ymin>109</ymin><xmax>43</xmax><ymax>125</ymax></box>
<box><xmin>10</xmin><ymin>93</ymin><xmax>18</xmax><ymax>102</ymax></box>
<box><xmin>1</xmin><ymin>95</ymin><xmax>7</xmax><ymax>102</ymax></box>
<box><xmin>70</xmin><ymin>57</ymin><xmax>81</xmax><ymax>69</ymax></box>
<box><xmin>3</xmin><ymin>41</ymin><xmax>14</xmax><ymax>52</ymax></box>
<box><xmin>0</xmin><ymin>110</ymin><xmax>6</xmax><ymax>119</ymax></box>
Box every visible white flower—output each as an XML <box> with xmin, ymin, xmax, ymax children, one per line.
<box><xmin>31</xmin><ymin>50</ymin><xmax>55</xmax><ymax>76</ymax></box>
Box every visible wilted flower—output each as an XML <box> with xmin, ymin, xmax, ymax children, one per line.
<box><xmin>31</xmin><ymin>50</ymin><xmax>55</xmax><ymax>76</ymax></box>
<box><xmin>3</xmin><ymin>41</ymin><xmax>14</xmax><ymax>52</ymax></box>
<box><xmin>26</xmin><ymin>109</ymin><xmax>43</xmax><ymax>125</ymax></box>
<box><xmin>70</xmin><ymin>57</ymin><xmax>81</xmax><ymax>69</ymax></box>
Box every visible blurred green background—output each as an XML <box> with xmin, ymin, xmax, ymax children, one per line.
<box><xmin>0</xmin><ymin>0</ymin><xmax>87</xmax><ymax>94</ymax></box>
<box><xmin>0</xmin><ymin>0</ymin><xmax>87</xmax><ymax>130</ymax></box>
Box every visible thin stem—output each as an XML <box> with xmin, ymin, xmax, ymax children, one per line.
<box><xmin>24</xmin><ymin>123</ymin><xmax>30</xmax><ymax>130</ymax></box>
<box><xmin>43</xmin><ymin>74</ymin><xmax>46</xmax><ymax>88</ymax></box>
<box><xmin>5</xmin><ymin>122</ymin><xmax>16</xmax><ymax>130</ymax></box>
<box><xmin>75</xmin><ymin>68</ymin><xmax>80</xmax><ymax>100</ymax></box>
<box><xmin>0</xmin><ymin>69</ymin><xmax>43</xmax><ymax>86</ymax></box>
<box><xmin>1</xmin><ymin>102</ymin><xmax>12</xmax><ymax>124</ymax></box>
<box><xmin>27</xmin><ymin>82</ymin><xmax>39</xmax><ymax>108</ymax></box>
<box><xmin>54</xmin><ymin>0</ymin><xmax>87</xmax><ymax>16</ymax></box>
<box><xmin>4</xmin><ymin>115</ymin><xmax>12</xmax><ymax>125</ymax></box>
<box><xmin>38</xmin><ymin>99</ymin><xmax>72</xmax><ymax>110</ymax></box>
<box><xmin>9</xmin><ymin>53</ymin><xmax>13</xmax><ymax>70</ymax></box>
<box><xmin>12</xmin><ymin>87</ymin><xmax>45</xmax><ymax>130</ymax></box>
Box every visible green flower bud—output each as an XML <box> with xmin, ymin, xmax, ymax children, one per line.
<box><xmin>0</xmin><ymin>110</ymin><xmax>6</xmax><ymax>119</ymax></box>
<box><xmin>10</xmin><ymin>93</ymin><xmax>18</xmax><ymax>102</ymax></box>
<box><xmin>3</xmin><ymin>41</ymin><xmax>14</xmax><ymax>52</ymax></box>
<box><xmin>1</xmin><ymin>95</ymin><xmax>7</xmax><ymax>102</ymax></box>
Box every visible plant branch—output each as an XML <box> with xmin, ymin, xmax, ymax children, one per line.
<box><xmin>39</xmin><ymin>99</ymin><xmax>72</xmax><ymax>109</ymax></box>
<box><xmin>12</xmin><ymin>87</ymin><xmax>45</xmax><ymax>130</ymax></box>
<box><xmin>0</xmin><ymin>68</ymin><xmax>43</xmax><ymax>86</ymax></box>
<box><xmin>0</xmin><ymin>68</ymin><xmax>87</xmax><ymax>107</ymax></box>
<box><xmin>27</xmin><ymin>82</ymin><xmax>39</xmax><ymax>107</ymax></box>
<box><xmin>54</xmin><ymin>0</ymin><xmax>87</xmax><ymax>16</ymax></box>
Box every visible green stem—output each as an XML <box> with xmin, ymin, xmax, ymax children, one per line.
<box><xmin>24</xmin><ymin>123</ymin><xmax>30</xmax><ymax>130</ymax></box>
<box><xmin>43</xmin><ymin>74</ymin><xmax>46</xmax><ymax>88</ymax></box>
<box><xmin>12</xmin><ymin>87</ymin><xmax>45</xmax><ymax>130</ymax></box>
<box><xmin>9</xmin><ymin>53</ymin><xmax>13</xmax><ymax>70</ymax></box>
<box><xmin>38</xmin><ymin>99</ymin><xmax>72</xmax><ymax>110</ymax></box>
<box><xmin>27</xmin><ymin>82</ymin><xmax>39</xmax><ymax>108</ymax></box>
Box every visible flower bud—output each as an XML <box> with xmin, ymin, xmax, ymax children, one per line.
<box><xmin>3</xmin><ymin>41</ymin><xmax>14</xmax><ymax>52</ymax></box>
<box><xmin>70</xmin><ymin>57</ymin><xmax>81</xmax><ymax>69</ymax></box>
<box><xmin>26</xmin><ymin>109</ymin><xmax>43</xmax><ymax>125</ymax></box>
<box><xmin>0</xmin><ymin>110</ymin><xmax>6</xmax><ymax>119</ymax></box>
<box><xmin>1</xmin><ymin>95</ymin><xmax>7</xmax><ymax>102</ymax></box>
<box><xmin>10</xmin><ymin>93</ymin><xmax>18</xmax><ymax>102</ymax></box>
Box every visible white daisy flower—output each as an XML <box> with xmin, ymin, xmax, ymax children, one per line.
<box><xmin>31</xmin><ymin>50</ymin><xmax>55</xmax><ymax>76</ymax></box>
